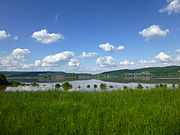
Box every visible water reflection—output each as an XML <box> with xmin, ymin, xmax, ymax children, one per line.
<box><xmin>1</xmin><ymin>79</ymin><xmax>176</xmax><ymax>92</ymax></box>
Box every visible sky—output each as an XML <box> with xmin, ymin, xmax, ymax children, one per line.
<box><xmin>0</xmin><ymin>0</ymin><xmax>180</xmax><ymax>73</ymax></box>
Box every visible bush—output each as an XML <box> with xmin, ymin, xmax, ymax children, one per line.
<box><xmin>86</xmin><ymin>84</ymin><xmax>90</xmax><ymax>89</ymax></box>
<box><xmin>123</xmin><ymin>86</ymin><xmax>128</xmax><ymax>90</ymax></box>
<box><xmin>100</xmin><ymin>83</ymin><xmax>106</xmax><ymax>90</ymax></box>
<box><xmin>172</xmin><ymin>84</ymin><xmax>176</xmax><ymax>89</ymax></box>
<box><xmin>109</xmin><ymin>85</ymin><xmax>113</xmax><ymax>89</ymax></box>
<box><xmin>137</xmin><ymin>83</ymin><xmax>143</xmax><ymax>89</ymax></box>
<box><xmin>0</xmin><ymin>74</ymin><xmax>9</xmax><ymax>85</ymax></box>
<box><xmin>9</xmin><ymin>81</ymin><xmax>21</xmax><ymax>86</ymax></box>
<box><xmin>62</xmin><ymin>82</ymin><xmax>72</xmax><ymax>91</ymax></box>
<box><xmin>78</xmin><ymin>86</ymin><xmax>81</xmax><ymax>89</ymax></box>
<box><xmin>31</xmin><ymin>83</ymin><xmax>39</xmax><ymax>87</ymax></box>
<box><xmin>93</xmin><ymin>84</ymin><xmax>97</xmax><ymax>89</ymax></box>
<box><xmin>55</xmin><ymin>84</ymin><xmax>61</xmax><ymax>89</ymax></box>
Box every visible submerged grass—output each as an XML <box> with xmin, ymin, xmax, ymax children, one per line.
<box><xmin>0</xmin><ymin>89</ymin><xmax>180</xmax><ymax>135</ymax></box>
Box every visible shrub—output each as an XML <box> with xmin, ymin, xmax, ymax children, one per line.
<box><xmin>55</xmin><ymin>84</ymin><xmax>61</xmax><ymax>89</ymax></box>
<box><xmin>109</xmin><ymin>85</ymin><xmax>113</xmax><ymax>89</ymax></box>
<box><xmin>172</xmin><ymin>84</ymin><xmax>176</xmax><ymax>89</ymax></box>
<box><xmin>31</xmin><ymin>83</ymin><xmax>39</xmax><ymax>87</ymax></box>
<box><xmin>123</xmin><ymin>86</ymin><xmax>128</xmax><ymax>90</ymax></box>
<box><xmin>0</xmin><ymin>74</ymin><xmax>9</xmax><ymax>85</ymax></box>
<box><xmin>78</xmin><ymin>86</ymin><xmax>81</xmax><ymax>89</ymax></box>
<box><xmin>100</xmin><ymin>83</ymin><xmax>106</xmax><ymax>90</ymax></box>
<box><xmin>62</xmin><ymin>82</ymin><xmax>72</xmax><ymax>91</ymax></box>
<box><xmin>137</xmin><ymin>83</ymin><xmax>143</xmax><ymax>89</ymax></box>
<box><xmin>9</xmin><ymin>81</ymin><xmax>21</xmax><ymax>86</ymax></box>
<box><xmin>93</xmin><ymin>84</ymin><xmax>97</xmax><ymax>89</ymax></box>
<box><xmin>87</xmin><ymin>84</ymin><xmax>90</xmax><ymax>89</ymax></box>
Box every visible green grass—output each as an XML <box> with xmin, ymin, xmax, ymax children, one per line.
<box><xmin>0</xmin><ymin>89</ymin><xmax>180</xmax><ymax>135</ymax></box>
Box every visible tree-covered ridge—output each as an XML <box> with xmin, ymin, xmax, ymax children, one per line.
<box><xmin>98</xmin><ymin>66</ymin><xmax>180</xmax><ymax>77</ymax></box>
<box><xmin>0</xmin><ymin>66</ymin><xmax>180</xmax><ymax>80</ymax></box>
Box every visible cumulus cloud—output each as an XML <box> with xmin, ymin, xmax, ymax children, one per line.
<box><xmin>31</xmin><ymin>29</ymin><xmax>64</xmax><ymax>44</ymax></box>
<box><xmin>99</xmin><ymin>43</ymin><xmax>125</xmax><ymax>52</ymax></box>
<box><xmin>68</xmin><ymin>59</ymin><xmax>80</xmax><ymax>67</ymax></box>
<box><xmin>116</xmin><ymin>46</ymin><xmax>125</xmax><ymax>51</ymax></box>
<box><xmin>96</xmin><ymin>56</ymin><xmax>116</xmax><ymax>67</ymax></box>
<box><xmin>139</xmin><ymin>25</ymin><xmax>170</xmax><ymax>41</ymax></box>
<box><xmin>79</xmin><ymin>52</ymin><xmax>98</xmax><ymax>58</ymax></box>
<box><xmin>159</xmin><ymin>0</ymin><xmax>180</xmax><ymax>14</ymax></box>
<box><xmin>0</xmin><ymin>30</ymin><xmax>11</xmax><ymax>40</ymax></box>
<box><xmin>0</xmin><ymin>48</ymin><xmax>31</xmax><ymax>70</ymax></box>
<box><xmin>12</xmin><ymin>48</ymin><xmax>31</xmax><ymax>56</ymax></box>
<box><xmin>119</xmin><ymin>60</ymin><xmax>134</xmax><ymax>65</ymax></box>
<box><xmin>175</xmin><ymin>49</ymin><xmax>180</xmax><ymax>52</ymax></box>
<box><xmin>99</xmin><ymin>43</ymin><xmax>115</xmax><ymax>52</ymax></box>
<box><xmin>155</xmin><ymin>52</ymin><xmax>172</xmax><ymax>61</ymax></box>
<box><xmin>34</xmin><ymin>60</ymin><xmax>41</xmax><ymax>66</ymax></box>
<box><xmin>42</xmin><ymin>51</ymin><xmax>74</xmax><ymax>64</ymax></box>
<box><xmin>139</xmin><ymin>60</ymin><xmax>157</xmax><ymax>64</ymax></box>
<box><xmin>174</xmin><ymin>55</ymin><xmax>180</xmax><ymax>61</ymax></box>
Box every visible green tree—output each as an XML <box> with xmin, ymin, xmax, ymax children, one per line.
<box><xmin>55</xmin><ymin>84</ymin><xmax>61</xmax><ymax>89</ymax></box>
<box><xmin>93</xmin><ymin>84</ymin><xmax>97</xmax><ymax>89</ymax></box>
<box><xmin>172</xmin><ymin>84</ymin><xmax>176</xmax><ymax>89</ymax></box>
<box><xmin>87</xmin><ymin>84</ymin><xmax>90</xmax><ymax>89</ymax></box>
<box><xmin>137</xmin><ymin>83</ymin><xmax>143</xmax><ymax>89</ymax></box>
<box><xmin>123</xmin><ymin>86</ymin><xmax>128</xmax><ymax>90</ymax></box>
<box><xmin>100</xmin><ymin>83</ymin><xmax>106</xmax><ymax>90</ymax></box>
<box><xmin>62</xmin><ymin>82</ymin><xmax>72</xmax><ymax>91</ymax></box>
<box><xmin>0</xmin><ymin>74</ymin><xmax>9</xmax><ymax>85</ymax></box>
<box><xmin>31</xmin><ymin>83</ymin><xmax>39</xmax><ymax>87</ymax></box>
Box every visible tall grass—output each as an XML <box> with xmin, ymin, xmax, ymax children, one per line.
<box><xmin>0</xmin><ymin>89</ymin><xmax>180</xmax><ymax>134</ymax></box>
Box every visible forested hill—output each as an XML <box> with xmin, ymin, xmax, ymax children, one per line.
<box><xmin>0</xmin><ymin>66</ymin><xmax>180</xmax><ymax>78</ymax></box>
<box><xmin>98</xmin><ymin>66</ymin><xmax>180</xmax><ymax>77</ymax></box>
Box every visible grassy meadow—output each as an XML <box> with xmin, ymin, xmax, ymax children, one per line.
<box><xmin>0</xmin><ymin>89</ymin><xmax>180</xmax><ymax>135</ymax></box>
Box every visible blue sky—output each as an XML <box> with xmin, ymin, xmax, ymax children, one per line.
<box><xmin>0</xmin><ymin>0</ymin><xmax>180</xmax><ymax>73</ymax></box>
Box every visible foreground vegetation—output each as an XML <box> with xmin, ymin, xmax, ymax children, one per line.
<box><xmin>0</xmin><ymin>89</ymin><xmax>180</xmax><ymax>134</ymax></box>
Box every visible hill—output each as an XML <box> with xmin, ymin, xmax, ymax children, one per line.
<box><xmin>97</xmin><ymin>66</ymin><xmax>180</xmax><ymax>78</ymax></box>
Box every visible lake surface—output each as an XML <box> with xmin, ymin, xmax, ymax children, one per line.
<box><xmin>0</xmin><ymin>79</ymin><xmax>176</xmax><ymax>92</ymax></box>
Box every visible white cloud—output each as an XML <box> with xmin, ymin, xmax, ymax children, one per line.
<box><xmin>34</xmin><ymin>60</ymin><xmax>41</xmax><ymax>66</ymax></box>
<box><xmin>12</xmin><ymin>48</ymin><xmax>31</xmax><ymax>56</ymax></box>
<box><xmin>139</xmin><ymin>60</ymin><xmax>157</xmax><ymax>64</ymax></box>
<box><xmin>68</xmin><ymin>59</ymin><xmax>80</xmax><ymax>67</ymax></box>
<box><xmin>119</xmin><ymin>60</ymin><xmax>134</xmax><ymax>65</ymax></box>
<box><xmin>31</xmin><ymin>29</ymin><xmax>64</xmax><ymax>44</ymax></box>
<box><xmin>96</xmin><ymin>56</ymin><xmax>116</xmax><ymax>67</ymax></box>
<box><xmin>99</xmin><ymin>43</ymin><xmax>125</xmax><ymax>52</ymax></box>
<box><xmin>42</xmin><ymin>51</ymin><xmax>74</xmax><ymax>64</ymax></box>
<box><xmin>139</xmin><ymin>25</ymin><xmax>170</xmax><ymax>41</ymax></box>
<box><xmin>174</xmin><ymin>55</ymin><xmax>180</xmax><ymax>61</ymax></box>
<box><xmin>79</xmin><ymin>52</ymin><xmax>98</xmax><ymax>58</ymax></box>
<box><xmin>99</xmin><ymin>43</ymin><xmax>115</xmax><ymax>52</ymax></box>
<box><xmin>0</xmin><ymin>30</ymin><xmax>11</xmax><ymax>40</ymax></box>
<box><xmin>175</xmin><ymin>49</ymin><xmax>180</xmax><ymax>52</ymax></box>
<box><xmin>0</xmin><ymin>48</ymin><xmax>31</xmax><ymax>70</ymax></box>
<box><xmin>155</xmin><ymin>52</ymin><xmax>172</xmax><ymax>61</ymax></box>
<box><xmin>13</xmin><ymin>36</ymin><xmax>19</xmax><ymax>41</ymax></box>
<box><xmin>116</xmin><ymin>46</ymin><xmax>125</xmax><ymax>51</ymax></box>
<box><xmin>159</xmin><ymin>0</ymin><xmax>180</xmax><ymax>14</ymax></box>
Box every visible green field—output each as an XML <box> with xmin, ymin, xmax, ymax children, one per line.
<box><xmin>0</xmin><ymin>89</ymin><xmax>180</xmax><ymax>135</ymax></box>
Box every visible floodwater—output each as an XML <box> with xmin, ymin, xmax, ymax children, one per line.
<box><xmin>0</xmin><ymin>79</ymin><xmax>175</xmax><ymax>92</ymax></box>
